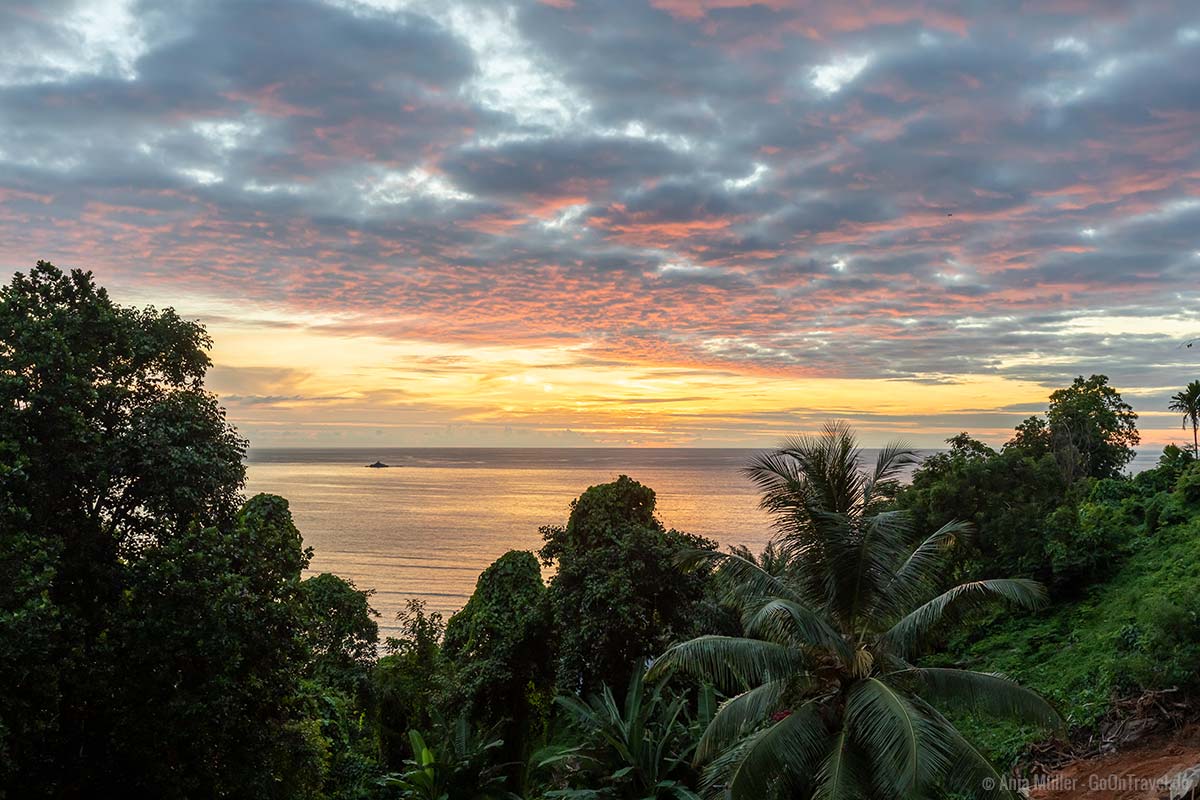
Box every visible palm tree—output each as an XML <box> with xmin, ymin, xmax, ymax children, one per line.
<box><xmin>1168</xmin><ymin>381</ymin><xmax>1200</xmax><ymax>457</ymax></box>
<box><xmin>648</xmin><ymin>422</ymin><xmax>1061</xmax><ymax>800</ymax></box>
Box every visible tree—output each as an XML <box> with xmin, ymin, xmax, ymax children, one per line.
<box><xmin>897</xmin><ymin>434</ymin><xmax>1092</xmax><ymax>591</ymax></box>
<box><xmin>376</xmin><ymin>599</ymin><xmax>450</xmax><ymax>770</ymax></box>
<box><xmin>1168</xmin><ymin>380</ymin><xmax>1200</xmax><ymax>458</ymax></box>
<box><xmin>295</xmin><ymin>574</ymin><xmax>387</xmax><ymax>800</ymax></box>
<box><xmin>539</xmin><ymin>476</ymin><xmax>718</xmax><ymax>697</ymax></box>
<box><xmin>300</xmin><ymin>573</ymin><xmax>380</xmax><ymax>697</ymax></box>
<box><xmin>0</xmin><ymin>444</ymin><xmax>59</xmax><ymax>788</ymax></box>
<box><xmin>1019</xmin><ymin>374</ymin><xmax>1139</xmax><ymax>481</ymax></box>
<box><xmin>0</xmin><ymin>262</ymin><xmax>251</xmax><ymax>795</ymax></box>
<box><xmin>1004</xmin><ymin>417</ymin><xmax>1052</xmax><ymax>460</ymax></box>
<box><xmin>442</xmin><ymin>550</ymin><xmax>553</xmax><ymax>759</ymax></box>
<box><xmin>106</xmin><ymin>495</ymin><xmax>321</xmax><ymax>798</ymax></box>
<box><xmin>650</xmin><ymin>424</ymin><xmax>1060</xmax><ymax>799</ymax></box>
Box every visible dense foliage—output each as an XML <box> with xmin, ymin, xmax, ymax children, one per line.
<box><xmin>899</xmin><ymin>376</ymin><xmax>1142</xmax><ymax>595</ymax></box>
<box><xmin>5</xmin><ymin>263</ymin><xmax>1200</xmax><ymax>798</ymax></box>
<box><xmin>650</xmin><ymin>424</ymin><xmax>1060</xmax><ymax>799</ymax></box>
<box><xmin>538</xmin><ymin>475</ymin><xmax>719</xmax><ymax>697</ymax></box>
<box><xmin>0</xmin><ymin>264</ymin><xmax>379</xmax><ymax>799</ymax></box>
<box><xmin>441</xmin><ymin>549</ymin><xmax>553</xmax><ymax>767</ymax></box>
<box><xmin>925</xmin><ymin>446</ymin><xmax>1200</xmax><ymax>765</ymax></box>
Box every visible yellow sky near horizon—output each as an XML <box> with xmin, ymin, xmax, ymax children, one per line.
<box><xmin>194</xmin><ymin>307</ymin><xmax>1191</xmax><ymax>450</ymax></box>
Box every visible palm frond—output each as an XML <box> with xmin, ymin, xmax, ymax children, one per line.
<box><xmin>864</xmin><ymin>440</ymin><xmax>918</xmax><ymax>504</ymax></box>
<box><xmin>871</xmin><ymin>519</ymin><xmax>972</xmax><ymax>622</ymax></box>
<box><xmin>646</xmin><ymin>636</ymin><xmax>806</xmax><ymax>691</ymax></box>
<box><xmin>845</xmin><ymin>678</ymin><xmax>952</xmax><ymax>797</ymax></box>
<box><xmin>894</xmin><ymin>668</ymin><xmax>1063</xmax><ymax>731</ymax></box>
<box><xmin>744</xmin><ymin>448</ymin><xmax>811</xmax><ymax>518</ymax></box>
<box><xmin>677</xmin><ymin>548</ymin><xmax>808</xmax><ymax>608</ymax></box>
<box><xmin>795</xmin><ymin>421</ymin><xmax>867</xmax><ymax>516</ymax></box>
<box><xmin>709</xmin><ymin>701</ymin><xmax>831</xmax><ymax>800</ymax></box>
<box><xmin>881</xmin><ymin>579</ymin><xmax>1046</xmax><ymax>658</ymax></box>
<box><xmin>908</xmin><ymin>695</ymin><xmax>1020</xmax><ymax>800</ymax></box>
<box><xmin>741</xmin><ymin>598</ymin><xmax>852</xmax><ymax>660</ymax></box>
<box><xmin>746</xmin><ymin>422</ymin><xmax>870</xmax><ymax>522</ymax></box>
<box><xmin>694</xmin><ymin>679</ymin><xmax>789</xmax><ymax>763</ymax></box>
<box><xmin>813</xmin><ymin>727</ymin><xmax>868</xmax><ymax>800</ymax></box>
<box><xmin>842</xmin><ymin>510</ymin><xmax>915</xmax><ymax>629</ymax></box>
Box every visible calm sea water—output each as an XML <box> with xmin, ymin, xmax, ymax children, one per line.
<box><xmin>244</xmin><ymin>447</ymin><xmax>1162</xmax><ymax>637</ymax></box>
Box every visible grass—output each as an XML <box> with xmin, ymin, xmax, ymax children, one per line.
<box><xmin>928</xmin><ymin>512</ymin><xmax>1200</xmax><ymax>767</ymax></box>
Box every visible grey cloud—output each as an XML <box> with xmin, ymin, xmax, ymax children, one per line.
<box><xmin>441</xmin><ymin>134</ymin><xmax>694</xmax><ymax>198</ymax></box>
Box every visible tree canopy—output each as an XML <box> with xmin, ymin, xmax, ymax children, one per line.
<box><xmin>539</xmin><ymin>475</ymin><xmax>718</xmax><ymax>696</ymax></box>
<box><xmin>442</xmin><ymin>550</ymin><xmax>553</xmax><ymax>758</ymax></box>
<box><xmin>1009</xmin><ymin>374</ymin><xmax>1139</xmax><ymax>482</ymax></box>
<box><xmin>0</xmin><ymin>262</ymin><xmax>371</xmax><ymax>798</ymax></box>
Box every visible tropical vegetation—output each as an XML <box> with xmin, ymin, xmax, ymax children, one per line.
<box><xmin>4</xmin><ymin>261</ymin><xmax>1200</xmax><ymax>798</ymax></box>
<box><xmin>648</xmin><ymin>425</ymin><xmax>1061</xmax><ymax>798</ymax></box>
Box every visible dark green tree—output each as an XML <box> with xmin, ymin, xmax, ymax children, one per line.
<box><xmin>300</xmin><ymin>573</ymin><xmax>380</xmax><ymax>697</ymax></box>
<box><xmin>442</xmin><ymin>550</ymin><xmax>553</xmax><ymax>757</ymax></box>
<box><xmin>1015</xmin><ymin>374</ymin><xmax>1139</xmax><ymax>481</ymax></box>
<box><xmin>106</xmin><ymin>495</ymin><xmax>321</xmax><ymax>798</ymax></box>
<box><xmin>297</xmin><ymin>574</ymin><xmax>384</xmax><ymax>800</ymax></box>
<box><xmin>539</xmin><ymin>476</ymin><xmax>717</xmax><ymax>697</ymax></box>
<box><xmin>0</xmin><ymin>262</ymin><xmax>323</xmax><ymax>797</ymax></box>
<box><xmin>376</xmin><ymin>599</ymin><xmax>450</xmax><ymax>770</ymax></box>
<box><xmin>1006</xmin><ymin>416</ymin><xmax>1053</xmax><ymax>459</ymax></box>
<box><xmin>0</xmin><ymin>445</ymin><xmax>59</xmax><ymax>788</ymax></box>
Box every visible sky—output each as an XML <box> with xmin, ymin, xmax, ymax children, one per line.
<box><xmin>1</xmin><ymin>0</ymin><xmax>1198</xmax><ymax>448</ymax></box>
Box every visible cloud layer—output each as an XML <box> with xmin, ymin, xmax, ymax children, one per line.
<box><xmin>2</xmin><ymin>0</ymin><xmax>1198</xmax><ymax>446</ymax></box>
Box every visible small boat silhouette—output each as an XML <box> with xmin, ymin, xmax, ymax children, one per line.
<box><xmin>366</xmin><ymin>460</ymin><xmax>390</xmax><ymax>468</ymax></box>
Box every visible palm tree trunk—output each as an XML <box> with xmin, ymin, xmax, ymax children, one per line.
<box><xmin>1193</xmin><ymin>416</ymin><xmax>1198</xmax><ymax>458</ymax></box>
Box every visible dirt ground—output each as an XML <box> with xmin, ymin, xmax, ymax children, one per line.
<box><xmin>1028</xmin><ymin>726</ymin><xmax>1200</xmax><ymax>799</ymax></box>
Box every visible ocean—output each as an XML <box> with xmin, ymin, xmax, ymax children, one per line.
<box><xmin>244</xmin><ymin>446</ymin><xmax>1164</xmax><ymax>637</ymax></box>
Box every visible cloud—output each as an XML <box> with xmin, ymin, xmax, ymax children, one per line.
<box><xmin>2</xmin><ymin>0</ymin><xmax>1199</xmax><ymax>446</ymax></box>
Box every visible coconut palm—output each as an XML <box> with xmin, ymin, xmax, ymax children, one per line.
<box><xmin>648</xmin><ymin>422</ymin><xmax>1061</xmax><ymax>800</ymax></box>
<box><xmin>1168</xmin><ymin>380</ymin><xmax>1200</xmax><ymax>457</ymax></box>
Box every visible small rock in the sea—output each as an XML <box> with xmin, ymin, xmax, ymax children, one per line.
<box><xmin>366</xmin><ymin>460</ymin><xmax>389</xmax><ymax>468</ymax></box>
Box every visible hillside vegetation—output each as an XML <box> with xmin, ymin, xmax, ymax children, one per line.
<box><xmin>922</xmin><ymin>449</ymin><xmax>1200</xmax><ymax>766</ymax></box>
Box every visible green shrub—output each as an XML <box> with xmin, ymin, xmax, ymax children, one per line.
<box><xmin>1174</xmin><ymin>462</ymin><xmax>1200</xmax><ymax>505</ymax></box>
<box><xmin>1088</xmin><ymin>477</ymin><xmax>1138</xmax><ymax>504</ymax></box>
<box><xmin>1135</xmin><ymin>445</ymin><xmax>1196</xmax><ymax>495</ymax></box>
<box><xmin>1145</xmin><ymin>492</ymin><xmax>1189</xmax><ymax>533</ymax></box>
<box><xmin>1115</xmin><ymin>593</ymin><xmax>1200</xmax><ymax>692</ymax></box>
<box><xmin>1043</xmin><ymin>502</ymin><xmax>1130</xmax><ymax>588</ymax></box>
